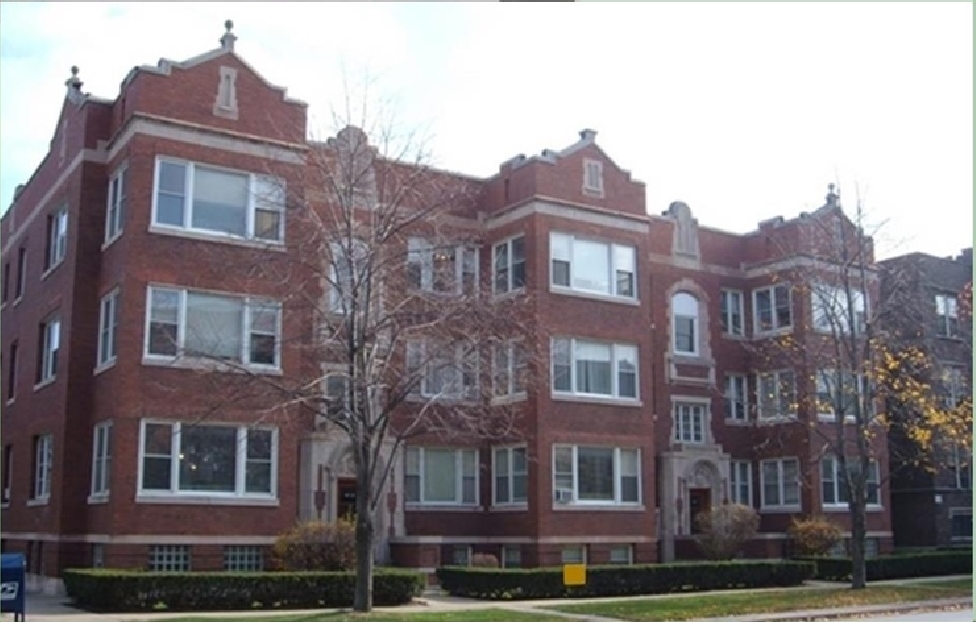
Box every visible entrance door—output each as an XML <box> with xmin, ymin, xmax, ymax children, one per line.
<box><xmin>689</xmin><ymin>488</ymin><xmax>712</xmax><ymax>534</ymax></box>
<box><xmin>336</xmin><ymin>478</ymin><xmax>358</xmax><ymax>521</ymax></box>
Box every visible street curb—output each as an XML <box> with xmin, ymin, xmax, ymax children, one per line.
<box><xmin>681</xmin><ymin>597</ymin><xmax>972</xmax><ymax>622</ymax></box>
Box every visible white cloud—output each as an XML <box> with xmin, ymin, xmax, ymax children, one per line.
<box><xmin>0</xmin><ymin>2</ymin><xmax>970</xmax><ymax>259</ymax></box>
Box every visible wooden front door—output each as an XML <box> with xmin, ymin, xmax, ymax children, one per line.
<box><xmin>336</xmin><ymin>478</ymin><xmax>358</xmax><ymax>521</ymax></box>
<box><xmin>689</xmin><ymin>488</ymin><xmax>711</xmax><ymax>534</ymax></box>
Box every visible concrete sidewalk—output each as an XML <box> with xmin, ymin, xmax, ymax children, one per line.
<box><xmin>4</xmin><ymin>575</ymin><xmax>971</xmax><ymax>622</ymax></box>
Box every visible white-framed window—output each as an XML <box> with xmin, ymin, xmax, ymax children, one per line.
<box><xmin>406</xmin><ymin>340</ymin><xmax>479</xmax><ymax>400</ymax></box>
<box><xmin>821</xmin><ymin>456</ymin><xmax>880</xmax><ymax>507</ymax></box>
<box><xmin>815</xmin><ymin>369</ymin><xmax>870</xmax><ymax>419</ymax></box>
<box><xmin>144</xmin><ymin>286</ymin><xmax>282</xmax><ymax>369</ymax></box>
<box><xmin>32</xmin><ymin>434</ymin><xmax>52</xmax><ymax>501</ymax></box>
<box><xmin>152</xmin><ymin>158</ymin><xmax>286</xmax><ymax>242</ymax></box>
<box><xmin>148</xmin><ymin>545</ymin><xmax>191</xmax><ymax>572</ymax></box>
<box><xmin>552</xmin><ymin>445</ymin><xmax>640</xmax><ymax>506</ymax></box>
<box><xmin>3</xmin><ymin>444</ymin><xmax>12</xmax><ymax>505</ymax></box>
<box><xmin>493</xmin><ymin>446</ymin><xmax>528</xmax><ymax>505</ymax></box>
<box><xmin>812</xmin><ymin>284</ymin><xmax>866</xmax><ymax>335</ymax></box>
<box><xmin>950</xmin><ymin>509</ymin><xmax>973</xmax><ymax>542</ymax></box>
<box><xmin>757</xmin><ymin>370</ymin><xmax>796</xmax><ymax>420</ymax></box>
<box><xmin>90</xmin><ymin>422</ymin><xmax>112</xmax><ymax>497</ymax></box>
<box><xmin>551</xmin><ymin>338</ymin><xmax>638</xmax><ymax>400</ymax></box>
<box><xmin>451</xmin><ymin>546</ymin><xmax>472</xmax><ymax>566</ymax></box>
<box><xmin>407</xmin><ymin>238</ymin><xmax>478</xmax><ymax>296</ymax></box>
<box><xmin>97</xmin><ymin>289</ymin><xmax>120</xmax><ymax>366</ymax></box>
<box><xmin>753</xmin><ymin>284</ymin><xmax>792</xmax><ymax>334</ymax></box>
<box><xmin>724</xmin><ymin>374</ymin><xmax>748</xmax><ymax>421</ymax></box>
<box><xmin>223</xmin><ymin>545</ymin><xmax>264</xmax><ymax>571</ymax></box>
<box><xmin>730</xmin><ymin>460</ymin><xmax>752</xmax><ymax>506</ymax></box>
<box><xmin>941</xmin><ymin>366</ymin><xmax>966</xmax><ymax>409</ymax></box>
<box><xmin>673</xmin><ymin>402</ymin><xmax>707</xmax><ymax>444</ymax></box>
<box><xmin>760</xmin><ymin>457</ymin><xmax>800</xmax><ymax>509</ymax></box>
<box><xmin>502</xmin><ymin>545</ymin><xmax>521</xmax><ymax>568</ymax></box>
<box><xmin>37</xmin><ymin>317</ymin><xmax>61</xmax><ymax>383</ymax></box>
<box><xmin>550</xmin><ymin>233</ymin><xmax>635</xmax><ymax>299</ymax></box>
<box><xmin>583</xmin><ymin>159</ymin><xmax>604</xmax><ymax>195</ymax></box>
<box><xmin>45</xmin><ymin>207</ymin><xmax>68</xmax><ymax>271</ymax></box>
<box><xmin>561</xmin><ymin>545</ymin><xmax>586</xmax><ymax>565</ymax></box>
<box><xmin>403</xmin><ymin>447</ymin><xmax>478</xmax><ymax>506</ymax></box>
<box><xmin>138</xmin><ymin>421</ymin><xmax>278</xmax><ymax>498</ymax></box>
<box><xmin>493</xmin><ymin>236</ymin><xmax>526</xmax><ymax>295</ymax></box>
<box><xmin>720</xmin><ymin>289</ymin><xmax>744</xmax><ymax>336</ymax></box>
<box><xmin>950</xmin><ymin>444</ymin><xmax>971</xmax><ymax>490</ymax></box>
<box><xmin>105</xmin><ymin>166</ymin><xmax>128</xmax><ymax>242</ymax></box>
<box><xmin>672</xmin><ymin>292</ymin><xmax>700</xmax><ymax>355</ymax></box>
<box><xmin>493</xmin><ymin>340</ymin><xmax>527</xmax><ymax>398</ymax></box>
<box><xmin>329</xmin><ymin>240</ymin><xmax>370</xmax><ymax>314</ymax></box>
<box><xmin>608</xmin><ymin>544</ymin><xmax>633</xmax><ymax>565</ymax></box>
<box><xmin>935</xmin><ymin>294</ymin><xmax>959</xmax><ymax>337</ymax></box>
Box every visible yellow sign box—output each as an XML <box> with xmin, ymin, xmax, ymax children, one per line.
<box><xmin>563</xmin><ymin>563</ymin><xmax>586</xmax><ymax>586</ymax></box>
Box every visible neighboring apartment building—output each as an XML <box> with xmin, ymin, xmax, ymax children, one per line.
<box><xmin>880</xmin><ymin>248</ymin><xmax>973</xmax><ymax>549</ymax></box>
<box><xmin>0</xmin><ymin>23</ymin><xmax>892</xmax><ymax>588</ymax></box>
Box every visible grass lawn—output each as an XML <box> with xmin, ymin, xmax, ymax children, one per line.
<box><xmin>135</xmin><ymin>610</ymin><xmax>567</xmax><ymax>622</ymax></box>
<box><xmin>546</xmin><ymin>582</ymin><xmax>973</xmax><ymax>622</ymax></box>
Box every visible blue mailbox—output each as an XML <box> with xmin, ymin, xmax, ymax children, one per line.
<box><xmin>0</xmin><ymin>553</ymin><xmax>26</xmax><ymax>621</ymax></box>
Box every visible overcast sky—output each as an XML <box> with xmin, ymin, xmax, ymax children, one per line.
<box><xmin>0</xmin><ymin>2</ymin><xmax>971</xmax><ymax>259</ymax></box>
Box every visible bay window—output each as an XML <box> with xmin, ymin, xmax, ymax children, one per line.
<box><xmin>406</xmin><ymin>340</ymin><xmax>479</xmax><ymax>400</ymax></box>
<box><xmin>407</xmin><ymin>238</ymin><xmax>478</xmax><ymax>295</ymax></box>
<box><xmin>821</xmin><ymin>456</ymin><xmax>880</xmax><ymax>507</ymax></box>
<box><xmin>493</xmin><ymin>446</ymin><xmax>528</xmax><ymax>505</ymax></box>
<box><xmin>105</xmin><ymin>166</ymin><xmax>128</xmax><ymax>242</ymax></box>
<box><xmin>720</xmin><ymin>289</ymin><xmax>744</xmax><ymax>336</ymax></box>
<box><xmin>90</xmin><ymin>422</ymin><xmax>112</xmax><ymax>497</ymax></box>
<box><xmin>404</xmin><ymin>447</ymin><xmax>478</xmax><ymax>505</ymax></box>
<box><xmin>724</xmin><ymin>374</ymin><xmax>747</xmax><ymax>421</ymax></box>
<box><xmin>812</xmin><ymin>284</ymin><xmax>866</xmax><ymax>335</ymax></box>
<box><xmin>37</xmin><ymin>317</ymin><xmax>60</xmax><ymax>383</ymax></box>
<box><xmin>757</xmin><ymin>370</ymin><xmax>796</xmax><ymax>420</ymax></box>
<box><xmin>552</xmin><ymin>445</ymin><xmax>640</xmax><ymax>505</ymax></box>
<box><xmin>550</xmin><ymin>233</ymin><xmax>635</xmax><ymax>299</ymax></box>
<box><xmin>493</xmin><ymin>236</ymin><xmax>525</xmax><ymax>294</ymax></box>
<box><xmin>730</xmin><ymin>460</ymin><xmax>752</xmax><ymax>506</ymax></box>
<box><xmin>493</xmin><ymin>340</ymin><xmax>527</xmax><ymax>397</ymax></box>
<box><xmin>935</xmin><ymin>294</ymin><xmax>958</xmax><ymax>337</ymax></box>
<box><xmin>551</xmin><ymin>338</ymin><xmax>638</xmax><ymax>399</ymax></box>
<box><xmin>753</xmin><ymin>284</ymin><xmax>792</xmax><ymax>333</ymax></box>
<box><xmin>760</xmin><ymin>457</ymin><xmax>800</xmax><ymax>509</ymax></box>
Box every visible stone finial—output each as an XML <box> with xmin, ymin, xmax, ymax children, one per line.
<box><xmin>826</xmin><ymin>182</ymin><xmax>840</xmax><ymax>207</ymax></box>
<box><xmin>220</xmin><ymin>19</ymin><xmax>237</xmax><ymax>51</ymax></box>
<box><xmin>65</xmin><ymin>66</ymin><xmax>84</xmax><ymax>103</ymax></box>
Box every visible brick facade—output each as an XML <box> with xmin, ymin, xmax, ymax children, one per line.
<box><xmin>0</xmin><ymin>24</ymin><xmax>896</xmax><ymax>587</ymax></box>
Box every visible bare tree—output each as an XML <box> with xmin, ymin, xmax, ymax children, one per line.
<box><xmin>156</xmin><ymin>89</ymin><xmax>538</xmax><ymax>612</ymax></box>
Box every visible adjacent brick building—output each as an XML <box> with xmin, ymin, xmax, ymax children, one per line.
<box><xmin>880</xmin><ymin>248</ymin><xmax>973</xmax><ymax>549</ymax></box>
<box><xmin>0</xmin><ymin>23</ymin><xmax>895</xmax><ymax>589</ymax></box>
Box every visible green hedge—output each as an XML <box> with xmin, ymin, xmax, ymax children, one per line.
<box><xmin>436</xmin><ymin>560</ymin><xmax>814</xmax><ymax>600</ymax></box>
<box><xmin>62</xmin><ymin>569</ymin><xmax>425</xmax><ymax>612</ymax></box>
<box><xmin>799</xmin><ymin>550</ymin><xmax>973</xmax><ymax>581</ymax></box>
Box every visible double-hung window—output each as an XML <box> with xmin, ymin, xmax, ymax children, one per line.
<box><xmin>941</xmin><ymin>366</ymin><xmax>966</xmax><ymax>409</ymax></box>
<box><xmin>139</xmin><ymin>421</ymin><xmax>277</xmax><ymax>498</ymax></box>
<box><xmin>45</xmin><ymin>207</ymin><xmax>68</xmax><ymax>271</ymax></box>
<box><xmin>730</xmin><ymin>460</ymin><xmax>752</xmax><ymax>506</ymax></box>
<box><xmin>329</xmin><ymin>240</ymin><xmax>370</xmax><ymax>314</ymax></box>
<box><xmin>760</xmin><ymin>457</ymin><xmax>800</xmax><ymax>509</ymax></box>
<box><xmin>37</xmin><ymin>317</ymin><xmax>60</xmax><ymax>383</ymax></box>
<box><xmin>821</xmin><ymin>456</ymin><xmax>880</xmax><ymax>507</ymax></box>
<box><xmin>720</xmin><ymin>289</ymin><xmax>744</xmax><ymax>336</ymax></box>
<box><xmin>550</xmin><ymin>233</ymin><xmax>635</xmax><ymax>299</ymax></box>
<box><xmin>406</xmin><ymin>340</ymin><xmax>479</xmax><ymax>400</ymax></box>
<box><xmin>105</xmin><ymin>166</ymin><xmax>128</xmax><ymax>242</ymax></box>
<box><xmin>493</xmin><ymin>340</ymin><xmax>527</xmax><ymax>398</ymax></box>
<box><xmin>90</xmin><ymin>422</ymin><xmax>112</xmax><ymax>497</ymax></box>
<box><xmin>724</xmin><ymin>374</ymin><xmax>748</xmax><ymax>421</ymax></box>
<box><xmin>673</xmin><ymin>402</ymin><xmax>707</xmax><ymax>443</ymax></box>
<box><xmin>404</xmin><ymin>447</ymin><xmax>478</xmax><ymax>506</ymax></box>
<box><xmin>31</xmin><ymin>434</ymin><xmax>53</xmax><ymax>501</ymax></box>
<box><xmin>753</xmin><ymin>284</ymin><xmax>792</xmax><ymax>333</ymax></box>
<box><xmin>815</xmin><ymin>369</ymin><xmax>869</xmax><ymax>420</ymax></box>
<box><xmin>935</xmin><ymin>294</ymin><xmax>959</xmax><ymax>337</ymax></box>
<box><xmin>552</xmin><ymin>445</ymin><xmax>640</xmax><ymax>506</ymax></box>
<box><xmin>757</xmin><ymin>370</ymin><xmax>796</xmax><ymax>420</ymax></box>
<box><xmin>551</xmin><ymin>338</ymin><xmax>637</xmax><ymax>400</ymax></box>
<box><xmin>812</xmin><ymin>284</ymin><xmax>866</xmax><ymax>335</ymax></box>
<box><xmin>97</xmin><ymin>289</ymin><xmax>120</xmax><ymax>367</ymax></box>
<box><xmin>950</xmin><ymin>444</ymin><xmax>971</xmax><ymax>490</ymax></box>
<box><xmin>493</xmin><ymin>237</ymin><xmax>525</xmax><ymax>295</ymax></box>
<box><xmin>407</xmin><ymin>238</ymin><xmax>478</xmax><ymax>295</ymax></box>
<box><xmin>153</xmin><ymin>159</ymin><xmax>286</xmax><ymax>242</ymax></box>
<box><xmin>493</xmin><ymin>446</ymin><xmax>528</xmax><ymax>505</ymax></box>
<box><xmin>145</xmin><ymin>286</ymin><xmax>282</xmax><ymax>369</ymax></box>
<box><xmin>672</xmin><ymin>292</ymin><xmax>700</xmax><ymax>355</ymax></box>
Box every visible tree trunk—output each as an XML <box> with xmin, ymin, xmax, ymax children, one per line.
<box><xmin>850</xmin><ymin>500</ymin><xmax>867</xmax><ymax>590</ymax></box>
<box><xmin>352</xmin><ymin>476</ymin><xmax>375</xmax><ymax>612</ymax></box>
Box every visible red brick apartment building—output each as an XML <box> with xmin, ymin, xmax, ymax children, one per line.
<box><xmin>0</xmin><ymin>23</ymin><xmax>891</xmax><ymax>591</ymax></box>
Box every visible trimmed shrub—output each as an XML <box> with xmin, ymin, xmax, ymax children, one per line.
<box><xmin>788</xmin><ymin>516</ymin><xmax>842</xmax><ymax>556</ymax></box>
<box><xmin>273</xmin><ymin>518</ymin><xmax>356</xmax><ymax>571</ymax></box>
<box><xmin>62</xmin><ymin>569</ymin><xmax>424</xmax><ymax>613</ymax></box>
<box><xmin>436</xmin><ymin>560</ymin><xmax>814</xmax><ymax>600</ymax></box>
<box><xmin>471</xmin><ymin>554</ymin><xmax>500</xmax><ymax>568</ymax></box>
<box><xmin>800</xmin><ymin>550</ymin><xmax>973</xmax><ymax>581</ymax></box>
<box><xmin>695</xmin><ymin>503</ymin><xmax>759</xmax><ymax>560</ymax></box>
